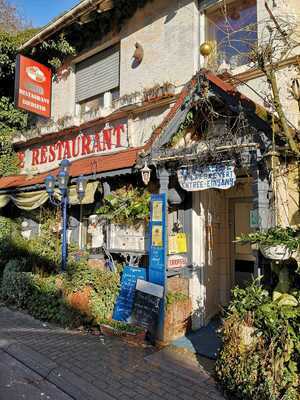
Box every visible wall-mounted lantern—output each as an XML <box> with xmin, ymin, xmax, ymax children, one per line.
<box><xmin>141</xmin><ymin>162</ymin><xmax>151</xmax><ymax>185</ymax></box>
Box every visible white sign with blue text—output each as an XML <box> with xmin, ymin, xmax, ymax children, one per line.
<box><xmin>177</xmin><ymin>163</ymin><xmax>236</xmax><ymax>191</ymax></box>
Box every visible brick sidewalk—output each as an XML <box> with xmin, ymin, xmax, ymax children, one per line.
<box><xmin>0</xmin><ymin>307</ymin><xmax>225</xmax><ymax>400</ymax></box>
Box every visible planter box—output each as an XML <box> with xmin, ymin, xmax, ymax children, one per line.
<box><xmin>107</xmin><ymin>223</ymin><xmax>149</xmax><ymax>253</ymax></box>
<box><xmin>260</xmin><ymin>245</ymin><xmax>292</xmax><ymax>260</ymax></box>
<box><xmin>100</xmin><ymin>323</ymin><xmax>147</xmax><ymax>345</ymax></box>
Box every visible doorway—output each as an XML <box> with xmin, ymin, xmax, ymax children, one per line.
<box><xmin>229</xmin><ymin>199</ymin><xmax>255</xmax><ymax>288</ymax></box>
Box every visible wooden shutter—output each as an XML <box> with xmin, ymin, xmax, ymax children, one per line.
<box><xmin>75</xmin><ymin>44</ymin><xmax>120</xmax><ymax>103</ymax></box>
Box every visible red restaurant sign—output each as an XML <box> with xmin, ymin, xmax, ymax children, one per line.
<box><xmin>17</xmin><ymin>121</ymin><xmax>128</xmax><ymax>174</ymax></box>
<box><xmin>14</xmin><ymin>55</ymin><xmax>52</xmax><ymax>118</ymax></box>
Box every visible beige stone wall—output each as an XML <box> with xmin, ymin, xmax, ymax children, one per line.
<box><xmin>119</xmin><ymin>0</ymin><xmax>198</xmax><ymax>95</ymax></box>
<box><xmin>48</xmin><ymin>0</ymin><xmax>198</xmax><ymax>148</ymax></box>
<box><xmin>51</xmin><ymin>66</ymin><xmax>76</xmax><ymax>120</ymax></box>
<box><xmin>129</xmin><ymin>104</ymin><xmax>171</xmax><ymax>146</ymax></box>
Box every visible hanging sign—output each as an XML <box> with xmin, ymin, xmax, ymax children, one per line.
<box><xmin>177</xmin><ymin>163</ymin><xmax>236</xmax><ymax>191</ymax></box>
<box><xmin>14</xmin><ymin>55</ymin><xmax>52</xmax><ymax>118</ymax></box>
<box><xmin>168</xmin><ymin>254</ymin><xmax>188</xmax><ymax>269</ymax></box>
<box><xmin>168</xmin><ymin>233</ymin><xmax>187</xmax><ymax>254</ymax></box>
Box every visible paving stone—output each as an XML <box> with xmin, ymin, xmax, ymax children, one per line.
<box><xmin>0</xmin><ymin>307</ymin><xmax>226</xmax><ymax>400</ymax></box>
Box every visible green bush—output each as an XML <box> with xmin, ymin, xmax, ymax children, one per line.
<box><xmin>1</xmin><ymin>256</ymin><xmax>120</xmax><ymax>328</ymax></box>
<box><xmin>64</xmin><ymin>262</ymin><xmax>120</xmax><ymax>324</ymax></box>
<box><xmin>0</xmin><ymin>258</ymin><xmax>85</xmax><ymax>327</ymax></box>
<box><xmin>216</xmin><ymin>280</ymin><xmax>300</xmax><ymax>400</ymax></box>
<box><xmin>1</xmin><ymin>258</ymin><xmax>33</xmax><ymax>308</ymax></box>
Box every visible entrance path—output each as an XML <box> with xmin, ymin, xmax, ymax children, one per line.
<box><xmin>0</xmin><ymin>307</ymin><xmax>226</xmax><ymax>400</ymax></box>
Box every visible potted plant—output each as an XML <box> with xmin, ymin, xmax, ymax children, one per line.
<box><xmin>236</xmin><ymin>226</ymin><xmax>300</xmax><ymax>261</ymax></box>
<box><xmin>99</xmin><ymin>319</ymin><xmax>147</xmax><ymax>344</ymax></box>
<box><xmin>96</xmin><ymin>186</ymin><xmax>150</xmax><ymax>226</ymax></box>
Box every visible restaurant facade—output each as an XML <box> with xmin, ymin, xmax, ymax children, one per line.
<box><xmin>1</xmin><ymin>0</ymin><xmax>300</xmax><ymax>335</ymax></box>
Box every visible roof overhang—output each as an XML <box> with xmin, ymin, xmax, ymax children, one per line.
<box><xmin>19</xmin><ymin>0</ymin><xmax>114</xmax><ymax>51</ymax></box>
<box><xmin>0</xmin><ymin>147</ymin><xmax>141</xmax><ymax>192</ymax></box>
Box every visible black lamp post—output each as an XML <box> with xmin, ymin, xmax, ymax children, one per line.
<box><xmin>44</xmin><ymin>160</ymin><xmax>87</xmax><ymax>272</ymax></box>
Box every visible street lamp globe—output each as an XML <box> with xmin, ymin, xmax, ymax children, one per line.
<box><xmin>45</xmin><ymin>175</ymin><xmax>55</xmax><ymax>195</ymax></box>
<box><xmin>60</xmin><ymin>159</ymin><xmax>71</xmax><ymax>174</ymax></box>
<box><xmin>76</xmin><ymin>174</ymin><xmax>87</xmax><ymax>201</ymax></box>
<box><xmin>58</xmin><ymin>170</ymin><xmax>69</xmax><ymax>192</ymax></box>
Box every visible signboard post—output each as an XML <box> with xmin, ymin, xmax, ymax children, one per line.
<box><xmin>148</xmin><ymin>193</ymin><xmax>167</xmax><ymax>340</ymax></box>
<box><xmin>14</xmin><ymin>55</ymin><xmax>52</xmax><ymax>118</ymax></box>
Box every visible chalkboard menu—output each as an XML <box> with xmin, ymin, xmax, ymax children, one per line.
<box><xmin>112</xmin><ymin>266</ymin><xmax>147</xmax><ymax>321</ymax></box>
<box><xmin>132</xmin><ymin>291</ymin><xmax>161</xmax><ymax>332</ymax></box>
<box><xmin>131</xmin><ymin>279</ymin><xmax>164</xmax><ymax>333</ymax></box>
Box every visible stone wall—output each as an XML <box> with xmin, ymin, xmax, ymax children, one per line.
<box><xmin>48</xmin><ymin>0</ymin><xmax>198</xmax><ymax>149</ymax></box>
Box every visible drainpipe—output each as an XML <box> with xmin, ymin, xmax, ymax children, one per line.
<box><xmin>19</xmin><ymin>0</ymin><xmax>109</xmax><ymax>51</ymax></box>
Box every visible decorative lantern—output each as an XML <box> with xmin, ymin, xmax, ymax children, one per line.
<box><xmin>141</xmin><ymin>162</ymin><xmax>151</xmax><ymax>185</ymax></box>
<box><xmin>76</xmin><ymin>174</ymin><xmax>88</xmax><ymax>201</ymax></box>
<box><xmin>57</xmin><ymin>170</ymin><xmax>69</xmax><ymax>192</ymax></box>
<box><xmin>45</xmin><ymin>175</ymin><xmax>55</xmax><ymax>195</ymax></box>
<box><xmin>60</xmin><ymin>159</ymin><xmax>71</xmax><ymax>174</ymax></box>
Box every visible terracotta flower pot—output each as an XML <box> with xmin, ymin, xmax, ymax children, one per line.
<box><xmin>66</xmin><ymin>287</ymin><xmax>92</xmax><ymax>315</ymax></box>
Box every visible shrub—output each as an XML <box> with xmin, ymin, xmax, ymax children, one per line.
<box><xmin>63</xmin><ymin>262</ymin><xmax>120</xmax><ymax>324</ymax></box>
<box><xmin>1</xmin><ymin>256</ymin><xmax>121</xmax><ymax>328</ymax></box>
<box><xmin>0</xmin><ymin>258</ymin><xmax>85</xmax><ymax>327</ymax></box>
<box><xmin>216</xmin><ymin>280</ymin><xmax>300</xmax><ymax>400</ymax></box>
<box><xmin>1</xmin><ymin>258</ymin><xmax>33</xmax><ymax>307</ymax></box>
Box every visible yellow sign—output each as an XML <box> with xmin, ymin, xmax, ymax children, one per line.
<box><xmin>168</xmin><ymin>233</ymin><xmax>187</xmax><ymax>254</ymax></box>
<box><xmin>152</xmin><ymin>201</ymin><xmax>163</xmax><ymax>222</ymax></box>
<box><xmin>152</xmin><ymin>226</ymin><xmax>163</xmax><ymax>247</ymax></box>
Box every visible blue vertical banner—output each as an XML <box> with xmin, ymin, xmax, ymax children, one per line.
<box><xmin>148</xmin><ymin>193</ymin><xmax>167</xmax><ymax>340</ymax></box>
<box><xmin>148</xmin><ymin>193</ymin><xmax>167</xmax><ymax>287</ymax></box>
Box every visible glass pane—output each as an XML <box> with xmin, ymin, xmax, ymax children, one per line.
<box><xmin>206</xmin><ymin>0</ymin><xmax>257</xmax><ymax>69</ymax></box>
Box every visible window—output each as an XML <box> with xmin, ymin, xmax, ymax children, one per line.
<box><xmin>75</xmin><ymin>44</ymin><xmax>120</xmax><ymax>114</ymax></box>
<box><xmin>205</xmin><ymin>0</ymin><xmax>257</xmax><ymax>70</ymax></box>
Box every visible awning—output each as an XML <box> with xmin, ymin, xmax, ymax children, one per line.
<box><xmin>0</xmin><ymin>148</ymin><xmax>140</xmax><ymax>191</ymax></box>
<box><xmin>0</xmin><ymin>181</ymin><xmax>99</xmax><ymax>210</ymax></box>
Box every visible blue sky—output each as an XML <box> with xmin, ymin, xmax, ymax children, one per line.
<box><xmin>11</xmin><ymin>0</ymin><xmax>81</xmax><ymax>28</ymax></box>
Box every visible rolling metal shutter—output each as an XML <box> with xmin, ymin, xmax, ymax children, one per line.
<box><xmin>75</xmin><ymin>44</ymin><xmax>120</xmax><ymax>103</ymax></box>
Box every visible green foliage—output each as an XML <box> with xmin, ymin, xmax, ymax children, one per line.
<box><xmin>100</xmin><ymin>319</ymin><xmax>144</xmax><ymax>334</ymax></box>
<box><xmin>1</xmin><ymin>256</ymin><xmax>120</xmax><ymax>328</ymax></box>
<box><xmin>0</xmin><ymin>29</ymin><xmax>37</xmax><ymax>176</ymax></box>
<box><xmin>97</xmin><ymin>186</ymin><xmax>150</xmax><ymax>226</ymax></box>
<box><xmin>166</xmin><ymin>291</ymin><xmax>189</xmax><ymax>307</ymax></box>
<box><xmin>64</xmin><ymin>262</ymin><xmax>120</xmax><ymax>323</ymax></box>
<box><xmin>0</xmin><ymin>29</ymin><xmax>38</xmax><ymax>95</ymax></box>
<box><xmin>34</xmin><ymin>33</ymin><xmax>76</xmax><ymax>70</ymax></box>
<box><xmin>216</xmin><ymin>280</ymin><xmax>300</xmax><ymax>400</ymax></box>
<box><xmin>0</xmin><ymin>27</ymin><xmax>76</xmax><ymax>176</ymax></box>
<box><xmin>1</xmin><ymin>259</ymin><xmax>84</xmax><ymax>327</ymax></box>
<box><xmin>236</xmin><ymin>226</ymin><xmax>300</xmax><ymax>251</ymax></box>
